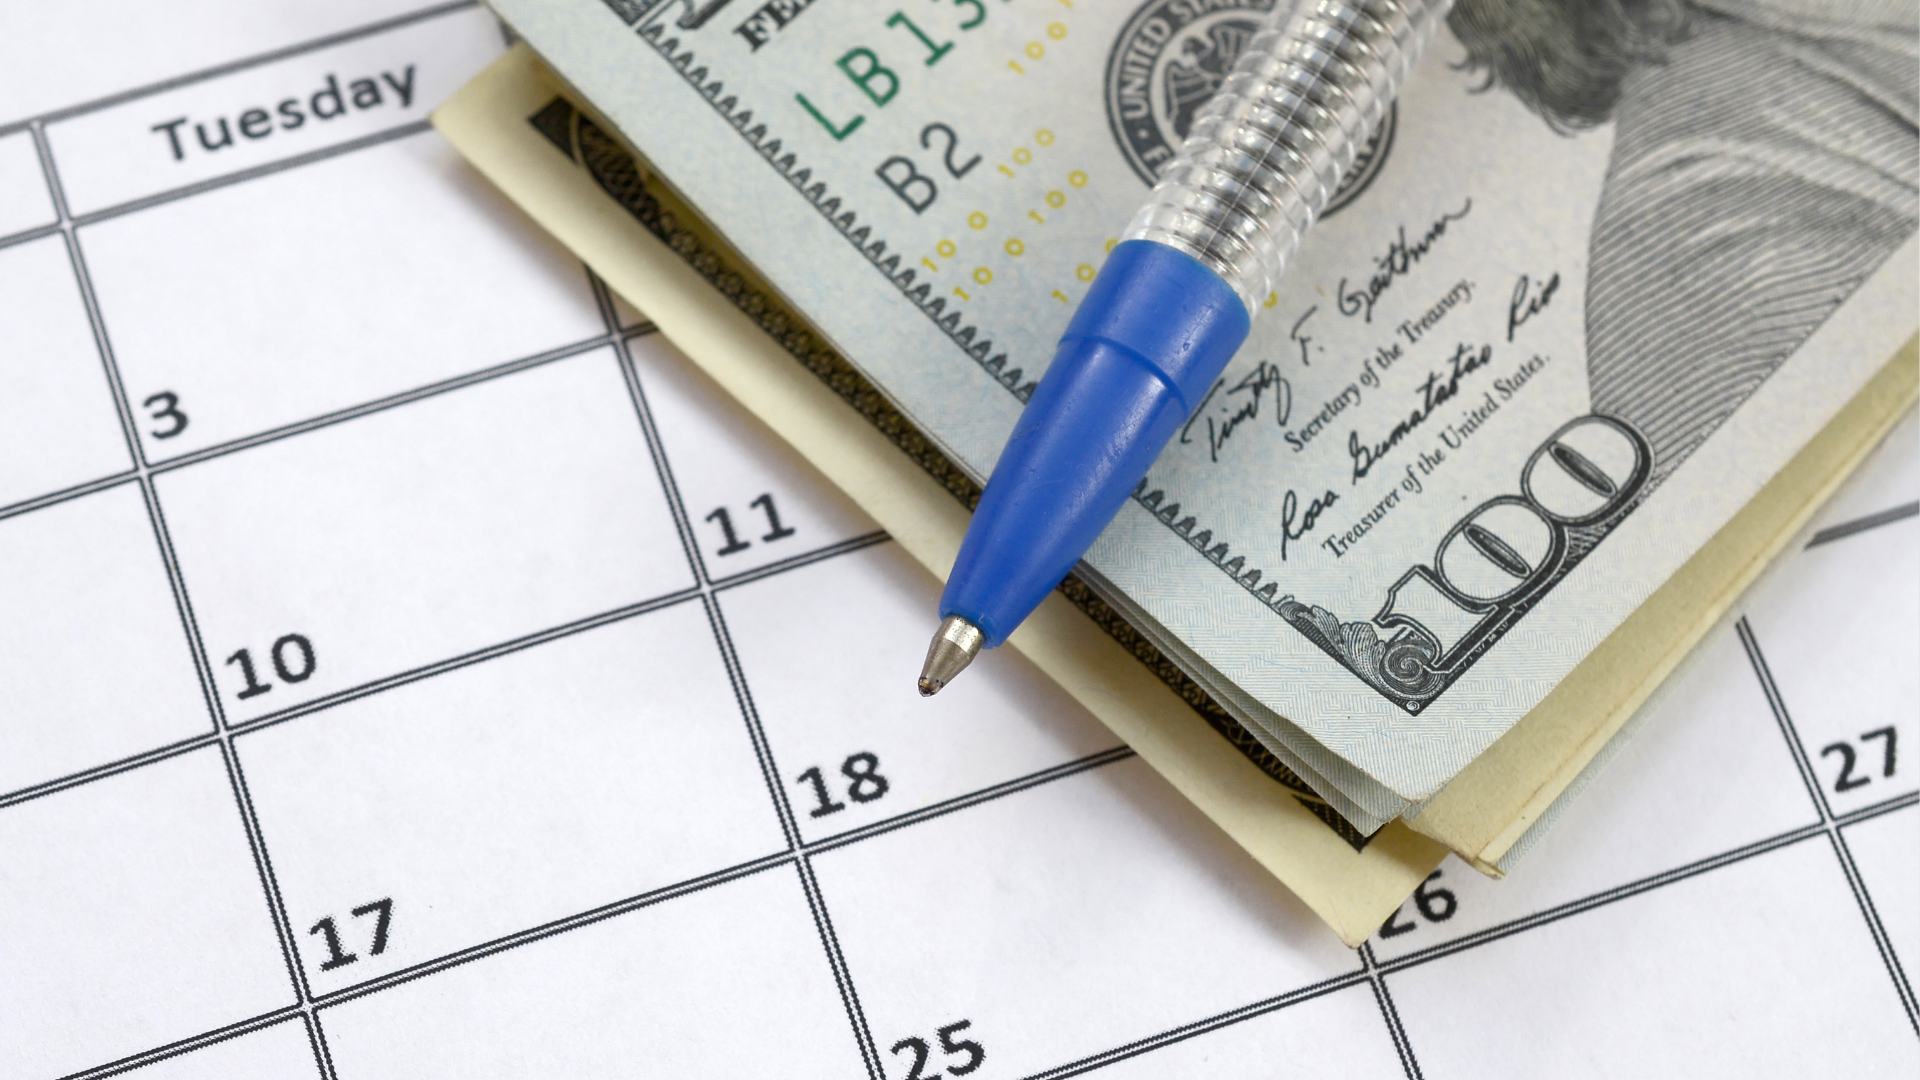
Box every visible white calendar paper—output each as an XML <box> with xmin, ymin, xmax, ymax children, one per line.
<box><xmin>1</xmin><ymin>4</ymin><xmax>1914</xmax><ymax>1078</ymax></box>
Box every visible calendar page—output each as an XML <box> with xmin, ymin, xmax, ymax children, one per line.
<box><xmin>0</xmin><ymin>4</ymin><xmax>1913</xmax><ymax>1079</ymax></box>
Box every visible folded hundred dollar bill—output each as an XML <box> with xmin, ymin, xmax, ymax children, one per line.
<box><xmin>435</xmin><ymin>40</ymin><xmax>1914</xmax><ymax>939</ymax></box>
<box><xmin>443</xmin><ymin>0</ymin><xmax>1916</xmax><ymax>922</ymax></box>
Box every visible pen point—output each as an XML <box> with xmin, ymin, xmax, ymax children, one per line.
<box><xmin>918</xmin><ymin>615</ymin><xmax>985</xmax><ymax>696</ymax></box>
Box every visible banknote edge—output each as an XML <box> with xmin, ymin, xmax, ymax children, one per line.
<box><xmin>457</xmin><ymin>44</ymin><xmax>1386</xmax><ymax>846</ymax></box>
<box><xmin>1410</xmin><ymin>336</ymin><xmax>1920</xmax><ymax>865</ymax></box>
<box><xmin>431</xmin><ymin>43</ymin><xmax>1461</xmax><ymax>941</ymax></box>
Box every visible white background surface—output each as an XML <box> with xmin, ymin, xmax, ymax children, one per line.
<box><xmin>0</xmin><ymin>4</ymin><xmax>1912</xmax><ymax>1078</ymax></box>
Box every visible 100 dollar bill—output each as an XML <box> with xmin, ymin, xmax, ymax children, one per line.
<box><xmin>486</xmin><ymin>0</ymin><xmax>1919</xmax><ymax>820</ymax></box>
<box><xmin>436</xmin><ymin>47</ymin><xmax>1461</xmax><ymax>945</ymax></box>
<box><xmin>434</xmin><ymin>44</ymin><xmax>1915</xmax><ymax>936</ymax></box>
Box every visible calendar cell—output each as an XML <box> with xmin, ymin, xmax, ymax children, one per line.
<box><xmin>0</xmin><ymin>130</ymin><xmax>55</xmax><ymax>238</ymax></box>
<box><xmin>611</xmin><ymin>291</ymin><xmax>648</xmax><ymax>330</ymax></box>
<box><xmin>79</xmin><ymin>131</ymin><xmax>604</xmax><ymax>459</ymax></box>
<box><xmin>157</xmin><ymin>349</ymin><xmax>693</xmax><ymax>723</ymax></box>
<box><xmin>237</xmin><ymin>600</ymin><xmax>786</xmax><ymax>993</ymax></box>
<box><xmin>1374</xmin><ymin>628</ymin><xmax>1817</xmax><ymax>958</ymax></box>
<box><xmin>1842</xmin><ymin>805</ymin><xmax>1918</xmax><ymax>986</ymax></box>
<box><xmin>45</xmin><ymin>7</ymin><xmax>500</xmax><ymax>216</ymax></box>
<box><xmin>0</xmin><ymin>2</ymin><xmax>430</xmax><ymax>127</ymax></box>
<box><xmin>3</xmin><ymin>7</ymin><xmax>1915</xmax><ymax>1078</ymax></box>
<box><xmin>1743</xmin><ymin>512</ymin><xmax>1917</xmax><ymax>813</ymax></box>
<box><xmin>0</xmin><ymin>235</ymin><xmax>132</xmax><ymax>508</ymax></box>
<box><xmin>722</xmin><ymin>543</ymin><xmax>1121</xmax><ymax>842</ymax></box>
<box><xmin>1804</xmin><ymin>410</ymin><xmax>1915</xmax><ymax>532</ymax></box>
<box><xmin>0</xmin><ymin>484</ymin><xmax>209</xmax><ymax>797</ymax></box>
<box><xmin>319</xmin><ymin>866</ymin><xmax>864</xmax><ymax>1079</ymax></box>
<box><xmin>809</xmin><ymin>757</ymin><xmax>1359</xmax><ymax>1079</ymax></box>
<box><xmin>628</xmin><ymin>332</ymin><xmax>877</xmax><ymax>579</ymax></box>
<box><xmin>119</xmin><ymin>1020</ymin><xmax>320</xmax><ymax>1080</ymax></box>
<box><xmin>1089</xmin><ymin>985</ymin><xmax>1406</xmax><ymax>1080</ymax></box>
<box><xmin>1388</xmin><ymin>837</ymin><xmax>1918</xmax><ymax>1079</ymax></box>
<box><xmin>0</xmin><ymin>749</ymin><xmax>292</xmax><ymax>1080</ymax></box>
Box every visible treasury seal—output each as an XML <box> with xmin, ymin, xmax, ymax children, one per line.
<box><xmin>1103</xmin><ymin>0</ymin><xmax>1395</xmax><ymax>215</ymax></box>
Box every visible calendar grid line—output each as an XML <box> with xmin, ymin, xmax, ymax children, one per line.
<box><xmin>299</xmin><ymin>1014</ymin><xmax>339</xmax><ymax>1080</ymax></box>
<box><xmin>139</xmin><ymin>328</ymin><xmax>618</xmax><ymax>475</ymax></box>
<box><xmin>1378</xmin><ymin>823</ymin><xmax>1832</xmax><ymax>973</ymax></box>
<box><xmin>595</xmin><ymin>270</ymin><xmax>885</xmax><ymax>1079</ymax></box>
<box><xmin>1805</xmin><ymin>500</ymin><xmax>1920</xmax><ymax>548</ymax></box>
<box><xmin>784</xmin><ymin>751</ymin><xmax>1143</xmax><ymax>860</ymax></box>
<box><xmin>595</xmin><ymin>276</ymin><xmax>713</xmax><ymax>590</ymax></box>
<box><xmin>0</xmin><ymin>220</ymin><xmax>65</xmax><ymax>254</ymax></box>
<box><xmin>698</xmin><ymin>597</ymin><xmax>810</xmax><ymax>848</ymax></box>
<box><xmin>39</xmin><ymin>741</ymin><xmax>1168</xmax><ymax>1075</ymax></box>
<box><xmin>150</xmin><ymin>742</ymin><xmax>1144</xmax><ymax>1023</ymax></box>
<box><xmin>0</xmin><ymin>327</ymin><xmax>635</xmax><ymax>526</ymax></box>
<box><xmin>58</xmin><ymin>1008</ymin><xmax>310</xmax><ymax>1080</ymax></box>
<box><xmin>1738</xmin><ymin>616</ymin><xmax>1919</xmax><ymax>1030</ymax></box>
<box><xmin>67</xmin><ymin>120</ymin><xmax>436</xmax><ymax>230</ymax></box>
<box><xmin>0</xmin><ymin>729</ymin><xmax>220</xmax><ymax>810</ymax></box>
<box><xmin>4</xmin><ymin>521</ymin><xmax>914</xmax><ymax>816</ymax></box>
<box><xmin>0</xmin><ymin>470</ymin><xmax>138</xmax><ymax>525</ymax></box>
<box><xmin>35</xmin><ymin>109</ymin><xmax>241</xmax><ymax>756</ymax></box>
<box><xmin>33</xmin><ymin>124</ymin><xmax>143</xmax><ymax>472</ymax></box>
<box><xmin>139</xmin><ymin>325</ymin><xmax>344</xmax><ymax>1076</ymax></box>
<box><xmin>1836</xmin><ymin>790</ymin><xmax>1920</xmax><ymax>829</ymax></box>
<box><xmin>0</xmin><ymin>337</ymin><xmax>650</xmax><ymax>537</ymax></box>
<box><xmin>802</xmin><ymin>745</ymin><xmax>1135</xmax><ymax>855</ymax></box>
<box><xmin>9</xmin><ymin>379</ymin><xmax>1908</xmax><ymax>1067</ymax></box>
<box><xmin>706</xmin><ymin>530</ymin><xmax>894</xmax><ymax>590</ymax></box>
<box><xmin>306</xmin><ymin>852</ymin><xmax>799</xmax><ymax>1007</ymax></box>
<box><xmin>221</xmin><ymin>587</ymin><xmax>704</xmax><ymax>732</ymax></box>
<box><xmin>1021</xmin><ymin>970</ymin><xmax>1371</xmax><ymax>1080</ymax></box>
<box><xmin>1360</xmin><ymin>944</ymin><xmax>1425</xmax><ymax>1080</ymax></box>
<box><xmin>7</xmin><ymin>8</ymin><xmax>1913</xmax><ymax>1076</ymax></box>
<box><xmin>792</xmin><ymin>857</ymin><xmax>887</xmax><ymax>1080</ymax></box>
<box><xmin>1741</xmin><ymin>609</ymin><xmax>1869</xmax><ymax>834</ymax></box>
<box><xmin>0</xmin><ymin>0</ymin><xmax>476</xmax><ymax>136</ymax></box>
<box><xmin>689</xmin><ymin>509</ymin><xmax>886</xmax><ymax>1080</ymax></box>
<box><xmin>216</xmin><ymin>740</ymin><xmax>329</xmax><ymax>1007</ymax></box>
<box><xmin>1831</xmin><ymin>829</ymin><xmax>1917</xmax><ymax>1028</ymax></box>
<box><xmin>31</xmin><ymin>115</ymin><xmax>345</xmax><ymax>1080</ymax></box>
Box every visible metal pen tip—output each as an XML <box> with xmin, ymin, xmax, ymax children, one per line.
<box><xmin>918</xmin><ymin>615</ymin><xmax>985</xmax><ymax>696</ymax></box>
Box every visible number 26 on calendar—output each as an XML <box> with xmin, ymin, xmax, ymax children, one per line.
<box><xmin>1378</xmin><ymin>869</ymin><xmax>1458</xmax><ymax>938</ymax></box>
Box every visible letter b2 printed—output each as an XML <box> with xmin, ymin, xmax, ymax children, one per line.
<box><xmin>876</xmin><ymin>156</ymin><xmax>937</xmax><ymax>213</ymax></box>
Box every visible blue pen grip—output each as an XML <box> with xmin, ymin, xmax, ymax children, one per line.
<box><xmin>941</xmin><ymin>240</ymin><xmax>1250</xmax><ymax>647</ymax></box>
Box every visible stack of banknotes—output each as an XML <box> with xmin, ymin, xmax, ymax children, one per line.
<box><xmin>435</xmin><ymin>0</ymin><xmax>1918</xmax><ymax>942</ymax></box>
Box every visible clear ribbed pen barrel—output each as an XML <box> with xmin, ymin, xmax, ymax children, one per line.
<box><xmin>923</xmin><ymin>0</ymin><xmax>1455</xmax><ymax>690</ymax></box>
<box><xmin>1123</xmin><ymin>0</ymin><xmax>1453</xmax><ymax>315</ymax></box>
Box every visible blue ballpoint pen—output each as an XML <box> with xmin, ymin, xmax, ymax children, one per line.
<box><xmin>918</xmin><ymin>0</ymin><xmax>1453</xmax><ymax>695</ymax></box>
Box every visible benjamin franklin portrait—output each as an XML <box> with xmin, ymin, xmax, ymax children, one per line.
<box><xmin>1449</xmin><ymin>0</ymin><xmax>1919</xmax><ymax>476</ymax></box>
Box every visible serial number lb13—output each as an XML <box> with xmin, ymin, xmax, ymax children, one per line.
<box><xmin>1375</xmin><ymin>415</ymin><xmax>1650</xmax><ymax>699</ymax></box>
